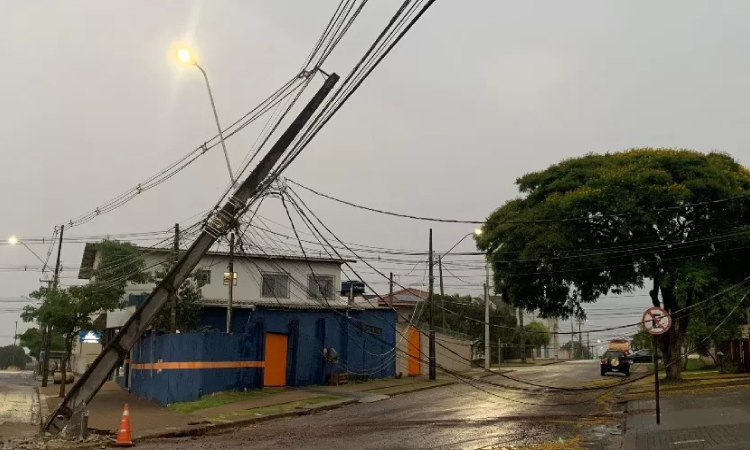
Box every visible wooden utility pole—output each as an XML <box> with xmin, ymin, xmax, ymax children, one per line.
<box><xmin>226</xmin><ymin>232</ymin><xmax>235</xmax><ymax>333</ymax></box>
<box><xmin>438</xmin><ymin>256</ymin><xmax>445</xmax><ymax>330</ymax></box>
<box><xmin>428</xmin><ymin>229</ymin><xmax>436</xmax><ymax>381</ymax></box>
<box><xmin>42</xmin><ymin>225</ymin><xmax>64</xmax><ymax>388</ymax></box>
<box><xmin>170</xmin><ymin>223</ymin><xmax>179</xmax><ymax>333</ymax></box>
<box><xmin>13</xmin><ymin>321</ymin><xmax>17</xmax><ymax>346</ymax></box>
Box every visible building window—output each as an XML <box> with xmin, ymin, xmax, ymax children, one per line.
<box><xmin>308</xmin><ymin>274</ymin><xmax>334</xmax><ymax>300</ymax></box>
<box><xmin>262</xmin><ymin>273</ymin><xmax>290</xmax><ymax>299</ymax></box>
<box><xmin>194</xmin><ymin>269</ymin><xmax>211</xmax><ymax>285</ymax></box>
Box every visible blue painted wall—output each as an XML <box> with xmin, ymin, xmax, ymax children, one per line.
<box><xmin>129</xmin><ymin>307</ymin><xmax>396</xmax><ymax>405</ymax></box>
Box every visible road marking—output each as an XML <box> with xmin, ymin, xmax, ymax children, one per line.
<box><xmin>673</xmin><ymin>439</ymin><xmax>705</xmax><ymax>445</ymax></box>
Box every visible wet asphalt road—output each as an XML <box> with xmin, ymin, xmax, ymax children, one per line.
<box><xmin>0</xmin><ymin>371</ymin><xmax>39</xmax><ymax>440</ymax></box>
<box><xmin>139</xmin><ymin>360</ymin><xmax>623</xmax><ymax>450</ymax></box>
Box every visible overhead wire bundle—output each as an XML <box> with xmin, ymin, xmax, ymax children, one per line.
<box><xmin>268</xmin><ymin>184</ymin><xmax>750</xmax><ymax>396</ymax></box>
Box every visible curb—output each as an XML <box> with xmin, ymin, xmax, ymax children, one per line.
<box><xmin>376</xmin><ymin>380</ymin><xmax>457</xmax><ymax>397</ymax></box>
<box><xmin>35</xmin><ymin>387</ymin><xmax>50</xmax><ymax>429</ymax></box>
<box><xmin>619</xmin><ymin>378</ymin><xmax>750</xmax><ymax>400</ymax></box>
<box><xmin>135</xmin><ymin>398</ymin><xmax>358</xmax><ymax>441</ymax></box>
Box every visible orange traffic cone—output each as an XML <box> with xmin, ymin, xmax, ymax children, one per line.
<box><xmin>115</xmin><ymin>404</ymin><xmax>133</xmax><ymax>447</ymax></box>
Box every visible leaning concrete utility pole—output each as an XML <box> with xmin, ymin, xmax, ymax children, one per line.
<box><xmin>44</xmin><ymin>74</ymin><xmax>340</xmax><ymax>435</ymax></box>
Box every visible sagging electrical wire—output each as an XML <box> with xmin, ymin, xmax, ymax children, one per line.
<box><xmin>283</xmin><ymin>186</ymin><xmax>750</xmax><ymax>393</ymax></box>
<box><xmin>287</xmin><ymin>177</ymin><xmax>750</xmax><ymax>226</ymax></box>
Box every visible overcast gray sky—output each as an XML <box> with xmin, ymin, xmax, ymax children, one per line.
<box><xmin>1</xmin><ymin>0</ymin><xmax>749</xmax><ymax>346</ymax></box>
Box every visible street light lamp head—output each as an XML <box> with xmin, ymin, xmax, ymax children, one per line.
<box><xmin>474</xmin><ymin>228</ymin><xmax>483</xmax><ymax>236</ymax></box>
<box><xmin>8</xmin><ymin>236</ymin><xmax>18</xmax><ymax>245</ymax></box>
<box><xmin>177</xmin><ymin>48</ymin><xmax>194</xmax><ymax>64</ymax></box>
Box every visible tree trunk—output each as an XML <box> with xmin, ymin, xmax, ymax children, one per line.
<box><xmin>59</xmin><ymin>337</ymin><xmax>73</xmax><ymax>398</ymax></box>
<box><xmin>657</xmin><ymin>278</ymin><xmax>692</xmax><ymax>382</ymax></box>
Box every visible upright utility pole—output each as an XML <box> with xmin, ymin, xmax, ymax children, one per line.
<box><xmin>43</xmin><ymin>225</ymin><xmax>64</xmax><ymax>388</ymax></box>
<box><xmin>389</xmin><ymin>272</ymin><xmax>394</xmax><ymax>306</ymax></box>
<box><xmin>578</xmin><ymin>320</ymin><xmax>584</xmax><ymax>359</ymax></box>
<box><xmin>45</xmin><ymin>73</ymin><xmax>341</xmax><ymax>435</ymax></box>
<box><xmin>570</xmin><ymin>318</ymin><xmax>575</xmax><ymax>360</ymax></box>
<box><xmin>226</xmin><ymin>232</ymin><xmax>235</xmax><ymax>333</ymax></box>
<box><xmin>518</xmin><ymin>307</ymin><xmax>526</xmax><ymax>363</ymax></box>
<box><xmin>428</xmin><ymin>229</ymin><xmax>436</xmax><ymax>381</ymax></box>
<box><xmin>438</xmin><ymin>256</ymin><xmax>445</xmax><ymax>330</ymax></box>
<box><xmin>586</xmin><ymin>331</ymin><xmax>591</xmax><ymax>360</ymax></box>
<box><xmin>485</xmin><ymin>262</ymin><xmax>491</xmax><ymax>367</ymax></box>
<box><xmin>13</xmin><ymin>321</ymin><xmax>17</xmax><ymax>346</ymax></box>
<box><xmin>484</xmin><ymin>283</ymin><xmax>490</xmax><ymax>369</ymax></box>
<box><xmin>170</xmin><ymin>223</ymin><xmax>179</xmax><ymax>333</ymax></box>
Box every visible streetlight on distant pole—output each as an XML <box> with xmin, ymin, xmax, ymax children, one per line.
<box><xmin>176</xmin><ymin>47</ymin><xmax>235</xmax><ymax>185</ymax></box>
<box><xmin>8</xmin><ymin>236</ymin><xmax>49</xmax><ymax>271</ymax></box>
<box><xmin>435</xmin><ymin>229</ymin><xmax>489</xmax><ymax>367</ymax></box>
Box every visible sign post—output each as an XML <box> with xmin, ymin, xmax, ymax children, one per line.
<box><xmin>641</xmin><ymin>306</ymin><xmax>672</xmax><ymax>426</ymax></box>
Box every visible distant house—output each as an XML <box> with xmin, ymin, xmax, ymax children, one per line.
<box><xmin>354</xmin><ymin>287</ymin><xmax>472</xmax><ymax>377</ymax></box>
<box><xmin>357</xmin><ymin>288</ymin><xmax>429</xmax><ymax>323</ymax></box>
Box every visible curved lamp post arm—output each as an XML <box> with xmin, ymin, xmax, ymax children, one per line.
<box><xmin>195</xmin><ymin>63</ymin><xmax>235</xmax><ymax>186</ymax></box>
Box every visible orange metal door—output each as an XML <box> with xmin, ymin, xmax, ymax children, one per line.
<box><xmin>407</xmin><ymin>326</ymin><xmax>421</xmax><ymax>376</ymax></box>
<box><xmin>264</xmin><ymin>333</ymin><xmax>288</xmax><ymax>387</ymax></box>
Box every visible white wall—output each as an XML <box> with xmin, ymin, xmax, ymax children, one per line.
<box><xmin>115</xmin><ymin>252</ymin><xmax>343</xmax><ymax>307</ymax></box>
<box><xmin>69</xmin><ymin>340</ymin><xmax>102</xmax><ymax>375</ymax></box>
<box><xmin>394</xmin><ymin>322</ymin><xmax>472</xmax><ymax>376</ymax></box>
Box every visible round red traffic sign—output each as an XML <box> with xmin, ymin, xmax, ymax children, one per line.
<box><xmin>641</xmin><ymin>306</ymin><xmax>672</xmax><ymax>335</ymax></box>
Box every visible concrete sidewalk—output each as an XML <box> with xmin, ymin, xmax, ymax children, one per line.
<box><xmin>624</xmin><ymin>385</ymin><xmax>750</xmax><ymax>449</ymax></box>
<box><xmin>40</xmin><ymin>374</ymin><xmax>471</xmax><ymax>441</ymax></box>
<box><xmin>40</xmin><ymin>382</ymin><xmax>194</xmax><ymax>439</ymax></box>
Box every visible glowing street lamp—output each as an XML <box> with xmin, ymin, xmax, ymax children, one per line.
<box><xmin>175</xmin><ymin>46</ymin><xmax>235</xmax><ymax>185</ymax></box>
<box><xmin>8</xmin><ymin>235</ymin><xmax>48</xmax><ymax>269</ymax></box>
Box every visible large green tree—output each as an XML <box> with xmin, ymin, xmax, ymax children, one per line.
<box><xmin>0</xmin><ymin>345</ymin><xmax>30</xmax><ymax>370</ymax></box>
<box><xmin>22</xmin><ymin>240</ymin><xmax>148</xmax><ymax>396</ymax></box>
<box><xmin>17</xmin><ymin>327</ymin><xmax>65</xmax><ymax>361</ymax></box>
<box><xmin>476</xmin><ymin>149</ymin><xmax>750</xmax><ymax>380</ymax></box>
<box><xmin>523</xmin><ymin>321</ymin><xmax>551</xmax><ymax>353</ymax></box>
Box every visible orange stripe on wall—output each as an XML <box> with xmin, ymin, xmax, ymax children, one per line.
<box><xmin>132</xmin><ymin>361</ymin><xmax>264</xmax><ymax>370</ymax></box>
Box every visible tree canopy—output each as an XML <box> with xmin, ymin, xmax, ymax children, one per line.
<box><xmin>476</xmin><ymin>149</ymin><xmax>750</xmax><ymax>380</ymax></box>
<box><xmin>22</xmin><ymin>239</ymin><xmax>148</xmax><ymax>396</ymax></box>
<box><xmin>150</xmin><ymin>264</ymin><xmax>205</xmax><ymax>333</ymax></box>
<box><xmin>17</xmin><ymin>327</ymin><xmax>65</xmax><ymax>359</ymax></box>
<box><xmin>0</xmin><ymin>345</ymin><xmax>30</xmax><ymax>370</ymax></box>
<box><xmin>427</xmin><ymin>294</ymin><xmax>517</xmax><ymax>358</ymax></box>
<box><xmin>523</xmin><ymin>321</ymin><xmax>551</xmax><ymax>350</ymax></box>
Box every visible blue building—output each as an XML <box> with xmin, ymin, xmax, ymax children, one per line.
<box><xmin>125</xmin><ymin>305</ymin><xmax>397</xmax><ymax>405</ymax></box>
